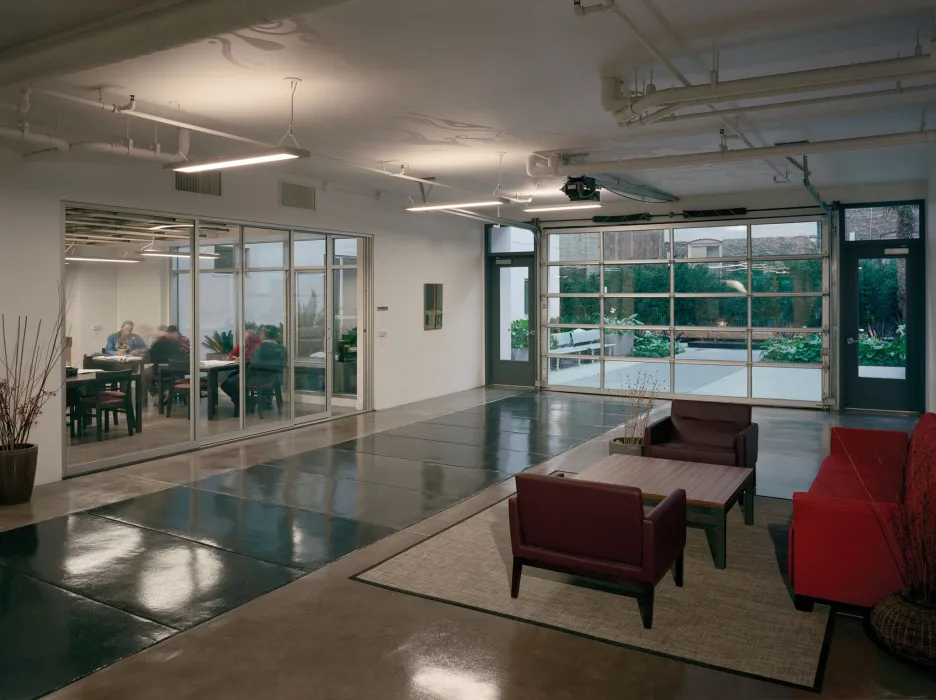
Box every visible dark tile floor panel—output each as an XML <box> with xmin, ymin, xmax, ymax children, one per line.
<box><xmin>0</xmin><ymin>392</ymin><xmax>633</xmax><ymax>700</ymax></box>
<box><xmin>421</xmin><ymin>410</ymin><xmax>613</xmax><ymax>440</ymax></box>
<box><xmin>382</xmin><ymin>421</ymin><xmax>583</xmax><ymax>455</ymax></box>
<box><xmin>0</xmin><ymin>514</ymin><xmax>302</xmax><ymax>631</ymax></box>
<box><xmin>330</xmin><ymin>434</ymin><xmax>542</xmax><ymax>471</ymax></box>
<box><xmin>263</xmin><ymin>449</ymin><xmax>511</xmax><ymax>499</ymax></box>
<box><xmin>194</xmin><ymin>463</ymin><xmax>460</xmax><ymax>530</ymax></box>
<box><xmin>0</xmin><ymin>567</ymin><xmax>174</xmax><ymax>700</ymax></box>
<box><xmin>90</xmin><ymin>486</ymin><xmax>396</xmax><ymax>571</ymax></box>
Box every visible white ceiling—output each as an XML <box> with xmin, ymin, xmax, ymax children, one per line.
<box><xmin>0</xmin><ymin>0</ymin><xmax>194</xmax><ymax>53</ymax></box>
<box><xmin>7</xmin><ymin>0</ymin><xmax>936</xmax><ymax>205</ymax></box>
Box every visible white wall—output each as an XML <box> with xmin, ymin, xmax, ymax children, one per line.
<box><xmin>0</xmin><ymin>151</ymin><xmax>484</xmax><ymax>484</ymax></box>
<box><xmin>65</xmin><ymin>256</ymin><xmax>168</xmax><ymax>359</ymax></box>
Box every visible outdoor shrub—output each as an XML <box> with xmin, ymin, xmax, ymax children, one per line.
<box><xmin>759</xmin><ymin>334</ymin><xmax>822</xmax><ymax>364</ymax></box>
<box><xmin>858</xmin><ymin>332</ymin><xmax>906</xmax><ymax>367</ymax></box>
<box><xmin>632</xmin><ymin>333</ymin><xmax>683</xmax><ymax>358</ymax></box>
<box><xmin>510</xmin><ymin>319</ymin><xmax>529</xmax><ymax>349</ymax></box>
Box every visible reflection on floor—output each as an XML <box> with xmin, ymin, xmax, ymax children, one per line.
<box><xmin>67</xmin><ymin>391</ymin><xmax>361</xmax><ymax>468</ymax></box>
<box><xmin>4</xmin><ymin>391</ymin><xmax>933</xmax><ymax>700</ymax></box>
<box><xmin>4</xmin><ymin>390</ymin><xmax>629</xmax><ymax>700</ymax></box>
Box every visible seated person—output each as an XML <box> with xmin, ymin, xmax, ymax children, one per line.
<box><xmin>221</xmin><ymin>326</ymin><xmax>286</xmax><ymax>417</ymax></box>
<box><xmin>105</xmin><ymin>320</ymin><xmax>148</xmax><ymax>356</ymax></box>
<box><xmin>148</xmin><ymin>326</ymin><xmax>185</xmax><ymax>363</ymax></box>
<box><xmin>168</xmin><ymin>325</ymin><xmax>192</xmax><ymax>355</ymax></box>
<box><xmin>228</xmin><ymin>328</ymin><xmax>260</xmax><ymax>362</ymax></box>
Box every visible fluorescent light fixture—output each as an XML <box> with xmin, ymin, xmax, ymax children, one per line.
<box><xmin>141</xmin><ymin>251</ymin><xmax>220</xmax><ymax>260</ymax></box>
<box><xmin>65</xmin><ymin>257</ymin><xmax>140</xmax><ymax>264</ymax></box>
<box><xmin>164</xmin><ymin>147</ymin><xmax>310</xmax><ymax>173</ymax></box>
<box><xmin>523</xmin><ymin>203</ymin><xmax>603</xmax><ymax>213</ymax></box>
<box><xmin>148</xmin><ymin>224</ymin><xmax>194</xmax><ymax>230</ymax></box>
<box><xmin>407</xmin><ymin>198</ymin><xmax>508</xmax><ymax>212</ymax></box>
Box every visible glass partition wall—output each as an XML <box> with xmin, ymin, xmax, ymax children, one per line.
<box><xmin>542</xmin><ymin>218</ymin><xmax>829</xmax><ymax>406</ymax></box>
<box><xmin>64</xmin><ymin>206</ymin><xmax>370</xmax><ymax>475</ymax></box>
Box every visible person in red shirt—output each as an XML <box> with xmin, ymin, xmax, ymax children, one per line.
<box><xmin>228</xmin><ymin>328</ymin><xmax>260</xmax><ymax>362</ymax></box>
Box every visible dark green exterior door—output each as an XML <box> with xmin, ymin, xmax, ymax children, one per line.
<box><xmin>487</xmin><ymin>255</ymin><xmax>536</xmax><ymax>386</ymax></box>
<box><xmin>839</xmin><ymin>206</ymin><xmax>925</xmax><ymax>412</ymax></box>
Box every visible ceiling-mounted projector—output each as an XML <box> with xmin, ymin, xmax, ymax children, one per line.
<box><xmin>561</xmin><ymin>176</ymin><xmax>601</xmax><ymax>202</ymax></box>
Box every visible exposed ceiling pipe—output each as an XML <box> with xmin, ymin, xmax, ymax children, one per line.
<box><xmin>0</xmin><ymin>124</ymin><xmax>69</xmax><ymax>152</ymax></box>
<box><xmin>33</xmin><ymin>88</ymin><xmax>268</xmax><ymax>146</ymax></box>
<box><xmin>628</xmin><ymin>83</ymin><xmax>936</xmax><ymax>127</ymax></box>
<box><xmin>0</xmin><ymin>0</ymin><xmax>347</xmax><ymax>87</ymax></box>
<box><xmin>578</xmin><ymin>0</ymin><xmax>787</xmax><ymax>179</ymax></box>
<box><xmin>549</xmin><ymin>128</ymin><xmax>936</xmax><ymax>177</ymax></box>
<box><xmin>34</xmin><ymin>87</ymin><xmax>532</xmax><ymax>202</ymax></box>
<box><xmin>24</xmin><ymin>127</ymin><xmax>190</xmax><ymax>163</ymax></box>
<box><xmin>0</xmin><ymin>86</ymin><xmax>69</xmax><ymax>151</ymax></box>
<box><xmin>624</xmin><ymin>51</ymin><xmax>936</xmax><ymax>118</ymax></box>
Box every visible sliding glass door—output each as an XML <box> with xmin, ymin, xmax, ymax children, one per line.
<box><xmin>293</xmin><ymin>233</ymin><xmax>329</xmax><ymax>419</ymax></box>
<box><xmin>65</xmin><ymin>204</ymin><xmax>370</xmax><ymax>473</ymax></box>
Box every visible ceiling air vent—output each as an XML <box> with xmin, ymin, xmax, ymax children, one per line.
<box><xmin>592</xmin><ymin>213</ymin><xmax>653</xmax><ymax>224</ymax></box>
<box><xmin>682</xmin><ymin>208</ymin><xmax>747</xmax><ymax>218</ymax></box>
<box><xmin>174</xmin><ymin>171</ymin><xmax>222</xmax><ymax>196</ymax></box>
<box><xmin>280</xmin><ymin>182</ymin><xmax>316</xmax><ymax>211</ymax></box>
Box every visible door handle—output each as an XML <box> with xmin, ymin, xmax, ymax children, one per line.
<box><xmin>528</xmin><ymin>329</ymin><xmax>536</xmax><ymax>336</ymax></box>
<box><xmin>846</xmin><ymin>337</ymin><xmax>857</xmax><ymax>345</ymax></box>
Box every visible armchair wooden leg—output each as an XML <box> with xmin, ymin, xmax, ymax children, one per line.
<box><xmin>794</xmin><ymin>594</ymin><xmax>815</xmax><ymax>612</ymax></box>
<box><xmin>639</xmin><ymin>586</ymin><xmax>655</xmax><ymax>629</ymax></box>
<box><xmin>673</xmin><ymin>549</ymin><xmax>684</xmax><ymax>588</ymax></box>
<box><xmin>510</xmin><ymin>559</ymin><xmax>523</xmax><ymax>599</ymax></box>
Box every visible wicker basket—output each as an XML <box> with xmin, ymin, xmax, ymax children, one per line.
<box><xmin>869</xmin><ymin>591</ymin><xmax>936</xmax><ymax>668</ymax></box>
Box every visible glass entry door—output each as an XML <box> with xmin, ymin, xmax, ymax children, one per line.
<box><xmin>487</xmin><ymin>255</ymin><xmax>536</xmax><ymax>386</ymax></box>
<box><xmin>840</xmin><ymin>223</ymin><xmax>925</xmax><ymax>412</ymax></box>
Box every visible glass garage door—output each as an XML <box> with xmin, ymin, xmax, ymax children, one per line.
<box><xmin>541</xmin><ymin>218</ymin><xmax>829</xmax><ymax>406</ymax></box>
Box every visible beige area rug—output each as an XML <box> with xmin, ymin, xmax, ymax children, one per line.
<box><xmin>354</xmin><ymin>495</ymin><xmax>831</xmax><ymax>689</ymax></box>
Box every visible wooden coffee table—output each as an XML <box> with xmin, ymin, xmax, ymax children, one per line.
<box><xmin>573</xmin><ymin>455</ymin><xmax>754</xmax><ymax>570</ymax></box>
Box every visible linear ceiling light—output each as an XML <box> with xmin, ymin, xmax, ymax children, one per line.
<box><xmin>141</xmin><ymin>251</ymin><xmax>220</xmax><ymax>260</ymax></box>
<box><xmin>65</xmin><ymin>257</ymin><xmax>140</xmax><ymax>264</ymax></box>
<box><xmin>164</xmin><ymin>147</ymin><xmax>309</xmax><ymax>173</ymax></box>
<box><xmin>407</xmin><ymin>198</ymin><xmax>509</xmax><ymax>212</ymax></box>
<box><xmin>523</xmin><ymin>203</ymin><xmax>603</xmax><ymax>213</ymax></box>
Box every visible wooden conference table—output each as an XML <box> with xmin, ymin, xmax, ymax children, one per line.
<box><xmin>153</xmin><ymin>359</ymin><xmax>239</xmax><ymax>420</ymax></box>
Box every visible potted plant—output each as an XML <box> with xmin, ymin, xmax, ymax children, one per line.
<box><xmin>202</xmin><ymin>330</ymin><xmax>234</xmax><ymax>360</ymax></box>
<box><xmin>609</xmin><ymin>370</ymin><xmax>661</xmax><ymax>456</ymax></box>
<box><xmin>0</xmin><ymin>309</ymin><xmax>68</xmax><ymax>505</ymax></box>
<box><xmin>334</xmin><ymin>327</ymin><xmax>357</xmax><ymax>395</ymax></box>
<box><xmin>868</xmin><ymin>433</ymin><xmax>936</xmax><ymax>667</ymax></box>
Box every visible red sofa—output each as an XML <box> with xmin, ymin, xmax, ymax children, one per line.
<box><xmin>789</xmin><ymin>413</ymin><xmax>936</xmax><ymax>610</ymax></box>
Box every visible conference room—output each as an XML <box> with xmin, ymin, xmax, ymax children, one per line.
<box><xmin>64</xmin><ymin>206</ymin><xmax>366</xmax><ymax>472</ymax></box>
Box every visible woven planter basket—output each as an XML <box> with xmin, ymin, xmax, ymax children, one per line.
<box><xmin>869</xmin><ymin>591</ymin><xmax>936</xmax><ymax>668</ymax></box>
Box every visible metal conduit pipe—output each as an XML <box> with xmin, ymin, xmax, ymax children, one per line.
<box><xmin>33</xmin><ymin>89</ymin><xmax>270</xmax><ymax>146</ymax></box>
<box><xmin>0</xmin><ymin>124</ymin><xmax>69</xmax><ymax>152</ymax></box>
<box><xmin>552</xmin><ymin>128</ymin><xmax>936</xmax><ymax>177</ymax></box>
<box><xmin>24</xmin><ymin>127</ymin><xmax>190</xmax><ymax>162</ymax></box>
<box><xmin>625</xmin><ymin>52</ymin><xmax>936</xmax><ymax>117</ymax></box>
<box><xmin>0</xmin><ymin>0</ymin><xmax>347</xmax><ymax>86</ymax></box>
<box><xmin>624</xmin><ymin>84</ymin><xmax>936</xmax><ymax>127</ymax></box>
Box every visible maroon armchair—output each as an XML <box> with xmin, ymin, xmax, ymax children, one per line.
<box><xmin>644</xmin><ymin>400</ymin><xmax>758</xmax><ymax>481</ymax></box>
<box><xmin>508</xmin><ymin>473</ymin><xmax>687</xmax><ymax>629</ymax></box>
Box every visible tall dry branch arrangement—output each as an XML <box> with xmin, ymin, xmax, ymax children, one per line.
<box><xmin>616</xmin><ymin>370</ymin><xmax>661</xmax><ymax>444</ymax></box>
<box><xmin>893</xmin><ymin>437</ymin><xmax>936</xmax><ymax>606</ymax></box>
<box><xmin>0</xmin><ymin>292</ymin><xmax>69</xmax><ymax>451</ymax></box>
<box><xmin>835</xmin><ymin>426</ymin><xmax>936</xmax><ymax>605</ymax></box>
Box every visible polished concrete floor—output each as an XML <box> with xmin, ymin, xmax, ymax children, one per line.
<box><xmin>2</xmin><ymin>390</ymin><xmax>934</xmax><ymax>699</ymax></box>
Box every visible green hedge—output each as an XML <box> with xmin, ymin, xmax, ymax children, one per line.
<box><xmin>759</xmin><ymin>332</ymin><xmax>906</xmax><ymax>366</ymax></box>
